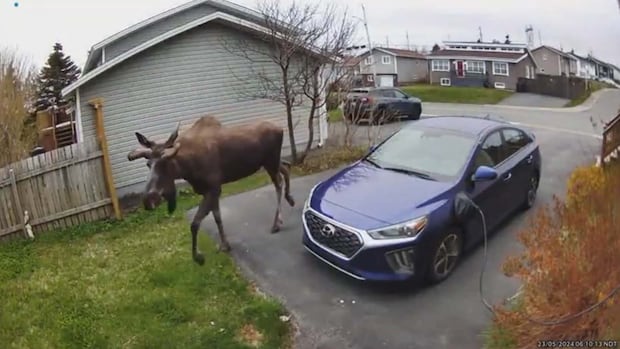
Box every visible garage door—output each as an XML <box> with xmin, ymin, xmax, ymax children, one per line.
<box><xmin>379</xmin><ymin>75</ymin><xmax>394</xmax><ymax>87</ymax></box>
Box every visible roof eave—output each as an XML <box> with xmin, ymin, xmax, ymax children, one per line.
<box><xmin>62</xmin><ymin>11</ymin><xmax>325</xmax><ymax>97</ymax></box>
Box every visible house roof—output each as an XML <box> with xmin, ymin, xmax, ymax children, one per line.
<box><xmin>62</xmin><ymin>11</ymin><xmax>323</xmax><ymax>97</ymax></box>
<box><xmin>427</xmin><ymin>49</ymin><xmax>531</xmax><ymax>63</ymax></box>
<box><xmin>81</xmin><ymin>0</ymin><xmax>286</xmax><ymax>74</ymax></box>
<box><xmin>532</xmin><ymin>45</ymin><xmax>576</xmax><ymax>60</ymax></box>
<box><xmin>373</xmin><ymin>47</ymin><xmax>427</xmax><ymax>59</ymax></box>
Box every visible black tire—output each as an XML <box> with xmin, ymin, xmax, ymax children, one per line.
<box><xmin>372</xmin><ymin>108</ymin><xmax>386</xmax><ymax>125</ymax></box>
<box><xmin>425</xmin><ymin>227</ymin><xmax>464</xmax><ymax>284</ymax></box>
<box><xmin>522</xmin><ymin>172</ymin><xmax>539</xmax><ymax>210</ymax></box>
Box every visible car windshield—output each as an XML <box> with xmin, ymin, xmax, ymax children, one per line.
<box><xmin>365</xmin><ymin>126</ymin><xmax>477</xmax><ymax>181</ymax></box>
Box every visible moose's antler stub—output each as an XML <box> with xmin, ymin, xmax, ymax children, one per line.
<box><xmin>127</xmin><ymin>147</ymin><xmax>152</xmax><ymax>161</ymax></box>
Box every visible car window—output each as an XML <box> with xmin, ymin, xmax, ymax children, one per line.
<box><xmin>502</xmin><ymin>128</ymin><xmax>531</xmax><ymax>159</ymax></box>
<box><xmin>379</xmin><ymin>90</ymin><xmax>396</xmax><ymax>98</ymax></box>
<box><xmin>475</xmin><ymin>131</ymin><xmax>505</xmax><ymax>167</ymax></box>
<box><xmin>393</xmin><ymin>90</ymin><xmax>408</xmax><ymax>98</ymax></box>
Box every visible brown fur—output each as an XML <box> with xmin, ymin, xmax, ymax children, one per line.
<box><xmin>127</xmin><ymin>115</ymin><xmax>294</xmax><ymax>265</ymax></box>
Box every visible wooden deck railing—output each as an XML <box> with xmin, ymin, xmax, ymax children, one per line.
<box><xmin>601</xmin><ymin>112</ymin><xmax>620</xmax><ymax>166</ymax></box>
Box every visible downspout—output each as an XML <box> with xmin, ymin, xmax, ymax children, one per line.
<box><xmin>75</xmin><ymin>88</ymin><xmax>84</xmax><ymax>143</ymax></box>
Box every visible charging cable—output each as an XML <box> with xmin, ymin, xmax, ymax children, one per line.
<box><xmin>468</xmin><ymin>196</ymin><xmax>620</xmax><ymax>326</ymax></box>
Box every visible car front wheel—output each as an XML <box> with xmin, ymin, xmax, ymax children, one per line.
<box><xmin>425</xmin><ymin>228</ymin><xmax>463</xmax><ymax>284</ymax></box>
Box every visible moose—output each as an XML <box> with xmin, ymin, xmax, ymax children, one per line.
<box><xmin>127</xmin><ymin>116</ymin><xmax>295</xmax><ymax>265</ymax></box>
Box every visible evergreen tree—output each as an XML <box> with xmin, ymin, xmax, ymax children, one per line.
<box><xmin>35</xmin><ymin>43</ymin><xmax>81</xmax><ymax>111</ymax></box>
<box><xmin>431</xmin><ymin>43</ymin><xmax>441</xmax><ymax>53</ymax></box>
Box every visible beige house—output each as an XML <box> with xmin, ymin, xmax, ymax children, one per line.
<box><xmin>354</xmin><ymin>47</ymin><xmax>429</xmax><ymax>87</ymax></box>
<box><xmin>530</xmin><ymin>45</ymin><xmax>578</xmax><ymax>76</ymax></box>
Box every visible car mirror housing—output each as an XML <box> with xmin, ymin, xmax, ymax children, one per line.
<box><xmin>472</xmin><ymin>165</ymin><xmax>498</xmax><ymax>182</ymax></box>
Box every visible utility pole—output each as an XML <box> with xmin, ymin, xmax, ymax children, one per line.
<box><xmin>406</xmin><ymin>31</ymin><xmax>410</xmax><ymax>50</ymax></box>
<box><xmin>361</xmin><ymin>4</ymin><xmax>377</xmax><ymax>87</ymax></box>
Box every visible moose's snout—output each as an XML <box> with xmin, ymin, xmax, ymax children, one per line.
<box><xmin>143</xmin><ymin>191</ymin><xmax>162</xmax><ymax>211</ymax></box>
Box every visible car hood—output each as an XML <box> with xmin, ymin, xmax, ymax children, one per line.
<box><xmin>310</xmin><ymin>161</ymin><xmax>454</xmax><ymax>230</ymax></box>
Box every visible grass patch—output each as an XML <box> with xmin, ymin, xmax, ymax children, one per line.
<box><xmin>328</xmin><ymin>108</ymin><xmax>343</xmax><ymax>123</ymax></box>
<box><xmin>564</xmin><ymin>80</ymin><xmax>615</xmax><ymax>107</ymax></box>
<box><xmin>401</xmin><ymin>84</ymin><xmax>513</xmax><ymax>104</ymax></box>
<box><xmin>0</xmin><ymin>146</ymin><xmax>365</xmax><ymax>349</ymax></box>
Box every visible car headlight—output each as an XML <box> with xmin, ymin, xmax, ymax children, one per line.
<box><xmin>367</xmin><ymin>215</ymin><xmax>428</xmax><ymax>240</ymax></box>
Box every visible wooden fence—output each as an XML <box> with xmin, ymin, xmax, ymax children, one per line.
<box><xmin>600</xmin><ymin>112</ymin><xmax>620</xmax><ymax>167</ymax></box>
<box><xmin>516</xmin><ymin>74</ymin><xmax>586</xmax><ymax>100</ymax></box>
<box><xmin>0</xmin><ymin>98</ymin><xmax>122</xmax><ymax>240</ymax></box>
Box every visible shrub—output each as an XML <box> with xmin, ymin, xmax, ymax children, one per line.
<box><xmin>490</xmin><ymin>164</ymin><xmax>620</xmax><ymax>347</ymax></box>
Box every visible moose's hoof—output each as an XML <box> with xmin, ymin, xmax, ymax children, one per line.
<box><xmin>286</xmin><ymin>196</ymin><xmax>295</xmax><ymax>207</ymax></box>
<box><xmin>218</xmin><ymin>243</ymin><xmax>232</xmax><ymax>253</ymax></box>
<box><xmin>271</xmin><ymin>225</ymin><xmax>281</xmax><ymax>234</ymax></box>
<box><xmin>193</xmin><ymin>252</ymin><xmax>205</xmax><ymax>265</ymax></box>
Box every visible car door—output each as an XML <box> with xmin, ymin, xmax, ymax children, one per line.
<box><xmin>377</xmin><ymin>89</ymin><xmax>399</xmax><ymax>119</ymax></box>
<box><xmin>464</xmin><ymin>130</ymin><xmax>511</xmax><ymax>244</ymax></box>
<box><xmin>392</xmin><ymin>89</ymin><xmax>411</xmax><ymax>115</ymax></box>
<box><xmin>500</xmin><ymin>127</ymin><xmax>536</xmax><ymax>211</ymax></box>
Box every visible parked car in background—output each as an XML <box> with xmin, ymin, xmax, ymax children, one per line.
<box><xmin>343</xmin><ymin>87</ymin><xmax>422</xmax><ymax>124</ymax></box>
<box><xmin>302</xmin><ymin>116</ymin><xmax>541</xmax><ymax>285</ymax></box>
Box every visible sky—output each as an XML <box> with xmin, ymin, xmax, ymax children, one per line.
<box><xmin>1</xmin><ymin>0</ymin><xmax>619</xmax><ymax>70</ymax></box>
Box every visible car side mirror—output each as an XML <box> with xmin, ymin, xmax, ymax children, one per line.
<box><xmin>471</xmin><ymin>165</ymin><xmax>498</xmax><ymax>182</ymax></box>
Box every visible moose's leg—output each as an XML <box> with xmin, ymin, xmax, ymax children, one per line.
<box><xmin>279</xmin><ymin>162</ymin><xmax>295</xmax><ymax>207</ymax></box>
<box><xmin>266</xmin><ymin>166</ymin><xmax>284</xmax><ymax>233</ymax></box>
<box><xmin>211</xmin><ymin>197</ymin><xmax>231</xmax><ymax>252</ymax></box>
<box><xmin>190</xmin><ymin>196</ymin><xmax>213</xmax><ymax>265</ymax></box>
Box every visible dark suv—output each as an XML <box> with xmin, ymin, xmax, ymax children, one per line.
<box><xmin>342</xmin><ymin>87</ymin><xmax>422</xmax><ymax>124</ymax></box>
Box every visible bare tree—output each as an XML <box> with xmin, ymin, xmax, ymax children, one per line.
<box><xmin>221</xmin><ymin>0</ymin><xmax>358</xmax><ymax>164</ymax></box>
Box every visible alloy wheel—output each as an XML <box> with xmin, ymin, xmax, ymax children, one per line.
<box><xmin>526</xmin><ymin>175</ymin><xmax>539</xmax><ymax>208</ymax></box>
<box><xmin>432</xmin><ymin>233</ymin><xmax>461</xmax><ymax>278</ymax></box>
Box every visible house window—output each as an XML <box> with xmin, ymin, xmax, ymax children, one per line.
<box><xmin>365</xmin><ymin>56</ymin><xmax>373</xmax><ymax>65</ymax></box>
<box><xmin>440</xmin><ymin>78</ymin><xmax>451</xmax><ymax>86</ymax></box>
<box><xmin>367</xmin><ymin>75</ymin><xmax>374</xmax><ymax>82</ymax></box>
<box><xmin>432</xmin><ymin>59</ymin><xmax>450</xmax><ymax>71</ymax></box>
<box><xmin>492</xmin><ymin>62</ymin><xmax>509</xmax><ymax>76</ymax></box>
<box><xmin>381</xmin><ymin>55</ymin><xmax>391</xmax><ymax>64</ymax></box>
<box><xmin>466</xmin><ymin>61</ymin><xmax>485</xmax><ymax>73</ymax></box>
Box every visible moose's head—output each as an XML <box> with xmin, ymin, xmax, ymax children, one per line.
<box><xmin>127</xmin><ymin>122</ymin><xmax>181</xmax><ymax>213</ymax></box>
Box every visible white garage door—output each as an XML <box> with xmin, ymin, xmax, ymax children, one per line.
<box><xmin>379</xmin><ymin>75</ymin><xmax>394</xmax><ymax>87</ymax></box>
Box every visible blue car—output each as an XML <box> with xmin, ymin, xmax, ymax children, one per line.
<box><xmin>302</xmin><ymin>116</ymin><xmax>541</xmax><ymax>285</ymax></box>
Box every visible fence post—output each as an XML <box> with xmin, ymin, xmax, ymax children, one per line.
<box><xmin>8</xmin><ymin>169</ymin><xmax>27</xmax><ymax>237</ymax></box>
<box><xmin>88</xmin><ymin>98</ymin><xmax>122</xmax><ymax>220</ymax></box>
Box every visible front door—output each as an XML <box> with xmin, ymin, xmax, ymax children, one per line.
<box><xmin>456</xmin><ymin>61</ymin><xmax>465</xmax><ymax>77</ymax></box>
<box><xmin>465</xmin><ymin>130</ymin><xmax>510</xmax><ymax>245</ymax></box>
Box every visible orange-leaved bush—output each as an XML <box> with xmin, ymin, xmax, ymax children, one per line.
<box><xmin>489</xmin><ymin>164</ymin><xmax>620</xmax><ymax>348</ymax></box>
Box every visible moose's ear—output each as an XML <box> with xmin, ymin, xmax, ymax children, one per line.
<box><xmin>165</xmin><ymin>122</ymin><xmax>181</xmax><ymax>148</ymax></box>
<box><xmin>135</xmin><ymin>132</ymin><xmax>154</xmax><ymax>148</ymax></box>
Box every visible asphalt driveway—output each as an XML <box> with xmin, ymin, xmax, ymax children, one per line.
<box><xmin>497</xmin><ymin>92</ymin><xmax>569</xmax><ymax>108</ymax></box>
<box><xmin>188</xmin><ymin>125</ymin><xmax>602</xmax><ymax>349</ymax></box>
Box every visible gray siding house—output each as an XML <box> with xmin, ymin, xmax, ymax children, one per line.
<box><xmin>530</xmin><ymin>45</ymin><xmax>577</xmax><ymax>76</ymax></box>
<box><xmin>62</xmin><ymin>0</ymin><xmax>326</xmax><ymax>197</ymax></box>
<box><xmin>356</xmin><ymin>47</ymin><xmax>428</xmax><ymax>87</ymax></box>
<box><xmin>428</xmin><ymin>41</ymin><xmax>538</xmax><ymax>91</ymax></box>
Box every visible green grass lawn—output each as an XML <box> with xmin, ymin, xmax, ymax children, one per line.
<box><xmin>0</xmin><ymin>147</ymin><xmax>364</xmax><ymax>349</ymax></box>
<box><xmin>401</xmin><ymin>84</ymin><xmax>513</xmax><ymax>104</ymax></box>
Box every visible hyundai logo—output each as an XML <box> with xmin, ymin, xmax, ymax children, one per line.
<box><xmin>321</xmin><ymin>223</ymin><xmax>336</xmax><ymax>237</ymax></box>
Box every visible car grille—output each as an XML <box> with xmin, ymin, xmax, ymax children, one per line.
<box><xmin>304</xmin><ymin>211</ymin><xmax>363</xmax><ymax>258</ymax></box>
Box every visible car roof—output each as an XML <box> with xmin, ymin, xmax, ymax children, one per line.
<box><xmin>408</xmin><ymin>115</ymin><xmax>510</xmax><ymax>137</ymax></box>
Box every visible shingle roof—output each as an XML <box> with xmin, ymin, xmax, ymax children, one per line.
<box><xmin>375</xmin><ymin>47</ymin><xmax>427</xmax><ymax>59</ymax></box>
<box><xmin>533</xmin><ymin>45</ymin><xmax>576</xmax><ymax>60</ymax></box>
<box><xmin>428</xmin><ymin>49</ymin><xmax>526</xmax><ymax>61</ymax></box>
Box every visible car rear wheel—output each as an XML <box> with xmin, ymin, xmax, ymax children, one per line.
<box><xmin>522</xmin><ymin>173</ymin><xmax>539</xmax><ymax>210</ymax></box>
<box><xmin>425</xmin><ymin>228</ymin><xmax>463</xmax><ymax>284</ymax></box>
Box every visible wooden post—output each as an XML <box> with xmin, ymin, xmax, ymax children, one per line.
<box><xmin>89</xmin><ymin>98</ymin><xmax>122</xmax><ymax>220</ymax></box>
<box><xmin>8</xmin><ymin>169</ymin><xmax>27</xmax><ymax>237</ymax></box>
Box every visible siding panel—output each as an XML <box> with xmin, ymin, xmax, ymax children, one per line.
<box><xmin>80</xmin><ymin>22</ymin><xmax>318</xmax><ymax>195</ymax></box>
